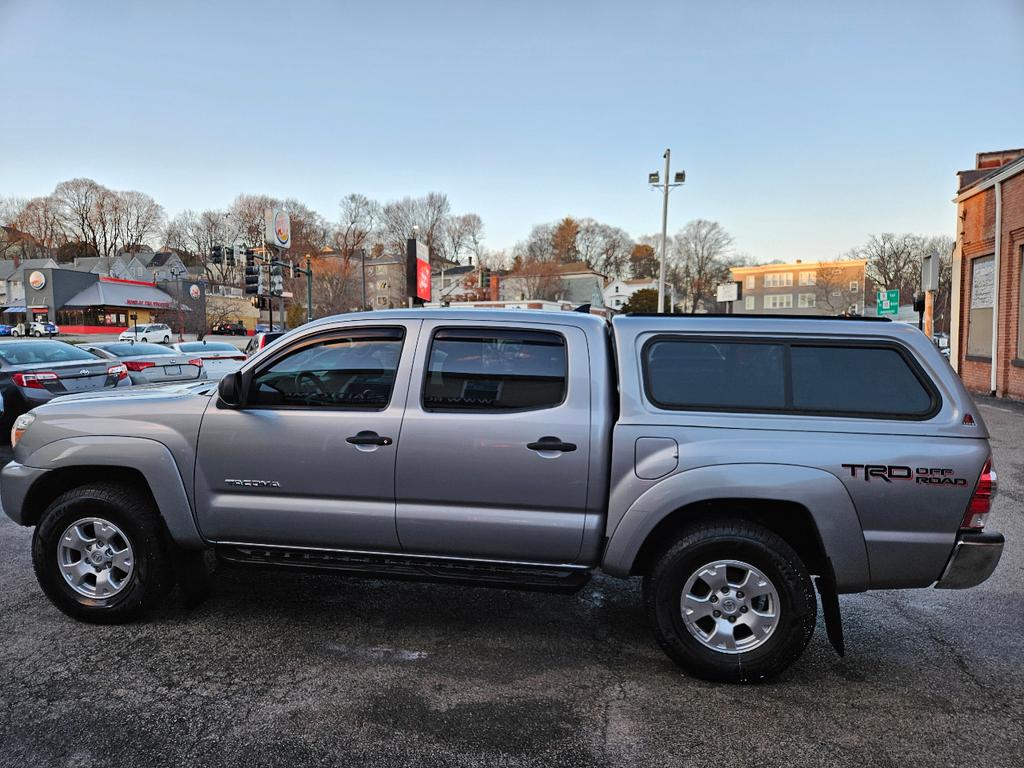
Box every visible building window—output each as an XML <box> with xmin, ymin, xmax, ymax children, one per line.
<box><xmin>967</xmin><ymin>255</ymin><xmax>994</xmax><ymax>358</ymax></box>
<box><xmin>375</xmin><ymin>295</ymin><xmax>389</xmax><ymax>306</ymax></box>
<box><xmin>764</xmin><ymin>294</ymin><xmax>793</xmax><ymax>309</ymax></box>
<box><xmin>744</xmin><ymin>295</ymin><xmax>755</xmax><ymax>310</ymax></box>
<box><xmin>798</xmin><ymin>271</ymin><xmax>816</xmax><ymax>286</ymax></box>
<box><xmin>798</xmin><ymin>293</ymin><xmax>816</xmax><ymax>308</ymax></box>
<box><xmin>744</xmin><ymin>276</ymin><xmax>755</xmax><ymax>290</ymax></box>
<box><xmin>850</xmin><ymin>281</ymin><xmax>860</xmax><ymax>292</ymax></box>
<box><xmin>1019</xmin><ymin>246</ymin><xmax>1024</xmax><ymax>360</ymax></box>
<box><xmin>765</xmin><ymin>273</ymin><xmax>793</xmax><ymax>288</ymax></box>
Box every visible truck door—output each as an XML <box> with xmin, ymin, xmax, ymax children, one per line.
<box><xmin>395</xmin><ymin>321</ymin><xmax>592</xmax><ymax>563</ymax></box>
<box><xmin>194</xmin><ymin>321</ymin><xmax>418</xmax><ymax>550</ymax></box>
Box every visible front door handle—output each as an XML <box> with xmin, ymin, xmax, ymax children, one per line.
<box><xmin>527</xmin><ymin>436</ymin><xmax>577</xmax><ymax>453</ymax></box>
<box><xmin>346</xmin><ymin>431</ymin><xmax>393</xmax><ymax>446</ymax></box>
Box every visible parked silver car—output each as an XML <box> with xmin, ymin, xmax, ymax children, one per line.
<box><xmin>0</xmin><ymin>339</ymin><xmax>129</xmax><ymax>428</ymax></box>
<box><xmin>77</xmin><ymin>341</ymin><xmax>207</xmax><ymax>385</ymax></box>
<box><xmin>169</xmin><ymin>341</ymin><xmax>246</xmax><ymax>379</ymax></box>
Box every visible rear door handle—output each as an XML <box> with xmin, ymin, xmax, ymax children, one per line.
<box><xmin>346</xmin><ymin>431</ymin><xmax>393</xmax><ymax>446</ymax></box>
<box><xmin>527</xmin><ymin>436</ymin><xmax>577</xmax><ymax>453</ymax></box>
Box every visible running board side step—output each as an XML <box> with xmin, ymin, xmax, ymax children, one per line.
<box><xmin>215</xmin><ymin>544</ymin><xmax>592</xmax><ymax>594</ymax></box>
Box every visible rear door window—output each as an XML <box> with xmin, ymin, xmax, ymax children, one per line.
<box><xmin>423</xmin><ymin>328</ymin><xmax>567</xmax><ymax>411</ymax></box>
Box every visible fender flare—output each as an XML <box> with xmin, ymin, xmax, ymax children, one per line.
<box><xmin>20</xmin><ymin>435</ymin><xmax>203</xmax><ymax>548</ymax></box>
<box><xmin>601</xmin><ymin>463</ymin><xmax>870</xmax><ymax>592</ymax></box>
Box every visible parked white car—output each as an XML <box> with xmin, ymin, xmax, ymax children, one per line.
<box><xmin>119</xmin><ymin>323</ymin><xmax>173</xmax><ymax>344</ymax></box>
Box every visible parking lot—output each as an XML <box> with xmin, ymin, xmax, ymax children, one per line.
<box><xmin>0</xmin><ymin>397</ymin><xmax>1020</xmax><ymax>767</ymax></box>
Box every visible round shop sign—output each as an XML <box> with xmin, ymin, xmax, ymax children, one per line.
<box><xmin>28</xmin><ymin>271</ymin><xmax>46</xmax><ymax>290</ymax></box>
<box><xmin>189</xmin><ymin>283</ymin><xmax>201</xmax><ymax>300</ymax></box>
<box><xmin>275</xmin><ymin>210</ymin><xmax>290</xmax><ymax>246</ymax></box>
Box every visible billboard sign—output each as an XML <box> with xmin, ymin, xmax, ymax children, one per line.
<box><xmin>407</xmin><ymin>238</ymin><xmax>431</xmax><ymax>303</ymax></box>
<box><xmin>265</xmin><ymin>209</ymin><xmax>291</xmax><ymax>249</ymax></box>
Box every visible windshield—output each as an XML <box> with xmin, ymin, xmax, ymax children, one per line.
<box><xmin>0</xmin><ymin>341</ymin><xmax>98</xmax><ymax>365</ymax></box>
<box><xmin>97</xmin><ymin>342</ymin><xmax>175</xmax><ymax>357</ymax></box>
<box><xmin>178</xmin><ymin>342</ymin><xmax>237</xmax><ymax>353</ymax></box>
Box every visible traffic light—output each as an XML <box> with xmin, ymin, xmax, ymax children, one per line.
<box><xmin>225</xmin><ymin>246</ymin><xmax>236</xmax><ymax>267</ymax></box>
<box><xmin>244</xmin><ymin>263</ymin><xmax>261</xmax><ymax>295</ymax></box>
<box><xmin>270</xmin><ymin>263</ymin><xmax>284</xmax><ymax>296</ymax></box>
<box><xmin>244</xmin><ymin>248</ymin><xmax>255</xmax><ymax>265</ymax></box>
<box><xmin>210</xmin><ymin>245</ymin><xmax>223</xmax><ymax>265</ymax></box>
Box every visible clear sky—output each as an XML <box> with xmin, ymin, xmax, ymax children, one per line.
<box><xmin>2</xmin><ymin>0</ymin><xmax>1022</xmax><ymax>262</ymax></box>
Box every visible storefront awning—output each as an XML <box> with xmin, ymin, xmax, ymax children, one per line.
<box><xmin>63</xmin><ymin>281</ymin><xmax>181</xmax><ymax>310</ymax></box>
<box><xmin>3</xmin><ymin>306</ymin><xmax>26</xmax><ymax>313</ymax></box>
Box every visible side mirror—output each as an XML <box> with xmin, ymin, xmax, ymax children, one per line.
<box><xmin>218</xmin><ymin>371</ymin><xmax>243</xmax><ymax>408</ymax></box>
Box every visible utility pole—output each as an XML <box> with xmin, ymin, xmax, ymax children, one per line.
<box><xmin>658</xmin><ymin>150</ymin><xmax>671</xmax><ymax>314</ymax></box>
<box><xmin>305</xmin><ymin>253</ymin><xmax>313</xmax><ymax>323</ymax></box>
<box><xmin>649</xmin><ymin>150</ymin><xmax>685</xmax><ymax>314</ymax></box>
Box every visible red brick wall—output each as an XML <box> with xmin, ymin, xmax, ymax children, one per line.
<box><xmin>956</xmin><ymin>171</ymin><xmax>1024</xmax><ymax>400</ymax></box>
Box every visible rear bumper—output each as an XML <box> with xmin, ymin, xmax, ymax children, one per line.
<box><xmin>935</xmin><ymin>532</ymin><xmax>1004</xmax><ymax>589</ymax></box>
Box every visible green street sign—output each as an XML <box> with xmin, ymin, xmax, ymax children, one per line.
<box><xmin>876</xmin><ymin>289</ymin><xmax>899</xmax><ymax>316</ymax></box>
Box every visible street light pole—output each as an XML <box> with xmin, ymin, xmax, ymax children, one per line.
<box><xmin>305</xmin><ymin>253</ymin><xmax>313</xmax><ymax>323</ymax></box>
<box><xmin>658</xmin><ymin>149</ymin><xmax>671</xmax><ymax>314</ymax></box>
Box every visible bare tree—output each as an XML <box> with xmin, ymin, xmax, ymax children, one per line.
<box><xmin>118</xmin><ymin>190</ymin><xmax>165</xmax><ymax>251</ymax></box>
<box><xmin>850</xmin><ymin>233</ymin><xmax>920</xmax><ymax>302</ymax></box>
<box><xmin>438</xmin><ymin>212</ymin><xmax>483</xmax><ymax>265</ymax></box>
<box><xmin>671</xmin><ymin>219</ymin><xmax>734</xmax><ymax>312</ymax></box>
<box><xmin>335</xmin><ymin>193</ymin><xmax>380</xmax><ymax>260</ymax></box>
<box><xmin>814</xmin><ymin>263</ymin><xmax>861</xmax><ymax>314</ymax></box>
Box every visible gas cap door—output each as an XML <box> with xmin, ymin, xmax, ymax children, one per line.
<box><xmin>635</xmin><ymin>437</ymin><xmax>679</xmax><ymax>480</ymax></box>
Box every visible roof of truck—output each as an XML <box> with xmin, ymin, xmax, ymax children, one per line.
<box><xmin>309</xmin><ymin>308</ymin><xmax>608</xmax><ymax>331</ymax></box>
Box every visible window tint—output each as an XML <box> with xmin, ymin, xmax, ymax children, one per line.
<box><xmin>0</xmin><ymin>341</ymin><xmax>98</xmax><ymax>365</ymax></box>
<box><xmin>251</xmin><ymin>328</ymin><xmax>403</xmax><ymax>408</ymax></box>
<box><xmin>101</xmin><ymin>342</ymin><xmax>173</xmax><ymax>356</ymax></box>
<box><xmin>790</xmin><ymin>345</ymin><xmax>933</xmax><ymax>416</ymax></box>
<box><xmin>178</xmin><ymin>342</ymin><xmax>237</xmax><ymax>353</ymax></box>
<box><xmin>424</xmin><ymin>328</ymin><xmax>566</xmax><ymax>411</ymax></box>
<box><xmin>645</xmin><ymin>340</ymin><xmax>785</xmax><ymax>410</ymax></box>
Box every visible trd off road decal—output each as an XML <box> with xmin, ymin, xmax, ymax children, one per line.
<box><xmin>841</xmin><ymin>464</ymin><xmax>968</xmax><ymax>486</ymax></box>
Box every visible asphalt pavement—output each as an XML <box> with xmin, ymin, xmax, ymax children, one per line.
<box><xmin>0</xmin><ymin>398</ymin><xmax>1021</xmax><ymax>767</ymax></box>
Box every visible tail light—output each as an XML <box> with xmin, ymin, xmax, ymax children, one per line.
<box><xmin>124</xmin><ymin>361</ymin><xmax>156</xmax><ymax>372</ymax></box>
<box><xmin>12</xmin><ymin>372</ymin><xmax>58</xmax><ymax>389</ymax></box>
<box><xmin>230</xmin><ymin>355</ymin><xmax>246</xmax><ymax>361</ymax></box>
<box><xmin>187</xmin><ymin>358</ymin><xmax>203</xmax><ymax>367</ymax></box>
<box><xmin>107</xmin><ymin>364</ymin><xmax>128</xmax><ymax>381</ymax></box>
<box><xmin>961</xmin><ymin>458</ymin><xmax>998</xmax><ymax>531</ymax></box>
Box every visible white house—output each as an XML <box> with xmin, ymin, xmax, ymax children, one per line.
<box><xmin>603</xmin><ymin>277</ymin><xmax>658</xmax><ymax>310</ymax></box>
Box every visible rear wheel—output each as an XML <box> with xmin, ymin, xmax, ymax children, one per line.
<box><xmin>643</xmin><ymin>518</ymin><xmax>816</xmax><ymax>683</ymax></box>
<box><xmin>162</xmin><ymin>335</ymin><xmax>170</xmax><ymax>343</ymax></box>
<box><xmin>32</xmin><ymin>330</ymin><xmax>41</xmax><ymax>337</ymax></box>
<box><xmin>32</xmin><ymin>482</ymin><xmax>176</xmax><ymax>623</ymax></box>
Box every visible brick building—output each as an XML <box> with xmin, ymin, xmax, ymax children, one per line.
<box><xmin>951</xmin><ymin>149</ymin><xmax>1024</xmax><ymax>400</ymax></box>
<box><xmin>728</xmin><ymin>259</ymin><xmax>869</xmax><ymax>315</ymax></box>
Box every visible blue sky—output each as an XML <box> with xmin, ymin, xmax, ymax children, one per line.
<box><xmin>1</xmin><ymin>0</ymin><xmax>1022</xmax><ymax>261</ymax></box>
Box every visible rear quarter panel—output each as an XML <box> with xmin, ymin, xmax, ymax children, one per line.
<box><xmin>604</xmin><ymin>317</ymin><xmax>991</xmax><ymax>590</ymax></box>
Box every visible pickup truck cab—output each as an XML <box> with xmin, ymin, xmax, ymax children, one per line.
<box><xmin>1</xmin><ymin>310</ymin><xmax>1003</xmax><ymax>681</ymax></box>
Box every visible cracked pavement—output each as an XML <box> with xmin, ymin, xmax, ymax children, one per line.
<box><xmin>0</xmin><ymin>396</ymin><xmax>1021</xmax><ymax>767</ymax></box>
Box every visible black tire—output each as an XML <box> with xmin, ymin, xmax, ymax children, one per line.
<box><xmin>163</xmin><ymin>336</ymin><xmax>170</xmax><ymax>344</ymax></box>
<box><xmin>643</xmin><ymin>518</ymin><xmax>816</xmax><ymax>683</ymax></box>
<box><xmin>32</xmin><ymin>482</ymin><xmax>176</xmax><ymax>623</ymax></box>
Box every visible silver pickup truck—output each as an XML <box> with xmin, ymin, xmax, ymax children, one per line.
<box><xmin>1</xmin><ymin>310</ymin><xmax>1003</xmax><ymax>682</ymax></box>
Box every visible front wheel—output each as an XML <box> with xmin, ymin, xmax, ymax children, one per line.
<box><xmin>163</xmin><ymin>335</ymin><xmax>170</xmax><ymax>344</ymax></box>
<box><xmin>32</xmin><ymin>482</ymin><xmax>176</xmax><ymax>623</ymax></box>
<box><xmin>140</xmin><ymin>336</ymin><xmax>148</xmax><ymax>342</ymax></box>
<box><xmin>643</xmin><ymin>519</ymin><xmax>817</xmax><ymax>683</ymax></box>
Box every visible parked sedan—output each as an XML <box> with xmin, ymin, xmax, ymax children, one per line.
<box><xmin>77</xmin><ymin>341</ymin><xmax>207</xmax><ymax>385</ymax></box>
<box><xmin>0</xmin><ymin>340</ymin><xmax>130</xmax><ymax>428</ymax></box>
<box><xmin>169</xmin><ymin>340</ymin><xmax>246</xmax><ymax>379</ymax></box>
